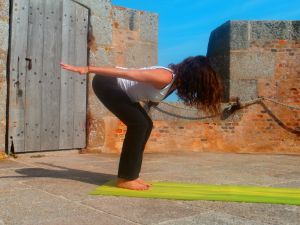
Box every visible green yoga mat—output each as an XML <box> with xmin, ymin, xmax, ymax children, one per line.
<box><xmin>89</xmin><ymin>179</ymin><xmax>300</xmax><ymax>206</ymax></box>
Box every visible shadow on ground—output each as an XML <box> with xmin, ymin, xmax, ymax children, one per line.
<box><xmin>1</xmin><ymin>162</ymin><xmax>115</xmax><ymax>186</ymax></box>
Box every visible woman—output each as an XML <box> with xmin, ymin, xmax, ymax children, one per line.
<box><xmin>60</xmin><ymin>55</ymin><xmax>223</xmax><ymax>191</ymax></box>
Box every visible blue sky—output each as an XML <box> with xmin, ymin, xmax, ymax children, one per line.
<box><xmin>112</xmin><ymin>0</ymin><xmax>300</xmax><ymax>101</ymax></box>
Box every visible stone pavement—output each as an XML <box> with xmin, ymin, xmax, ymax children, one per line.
<box><xmin>0</xmin><ymin>150</ymin><xmax>299</xmax><ymax>225</ymax></box>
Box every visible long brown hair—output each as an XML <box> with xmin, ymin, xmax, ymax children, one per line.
<box><xmin>169</xmin><ymin>55</ymin><xmax>224</xmax><ymax>116</ymax></box>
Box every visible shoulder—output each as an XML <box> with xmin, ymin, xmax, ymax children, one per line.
<box><xmin>141</xmin><ymin>65</ymin><xmax>174</xmax><ymax>73</ymax></box>
<box><xmin>115</xmin><ymin>65</ymin><xmax>174</xmax><ymax>73</ymax></box>
<box><xmin>114</xmin><ymin>65</ymin><xmax>174</xmax><ymax>89</ymax></box>
<box><xmin>143</xmin><ymin>67</ymin><xmax>174</xmax><ymax>89</ymax></box>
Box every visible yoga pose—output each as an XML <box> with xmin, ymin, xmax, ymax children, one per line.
<box><xmin>60</xmin><ymin>55</ymin><xmax>223</xmax><ymax>191</ymax></box>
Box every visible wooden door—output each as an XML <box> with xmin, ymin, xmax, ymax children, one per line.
<box><xmin>8</xmin><ymin>0</ymin><xmax>89</xmax><ymax>152</ymax></box>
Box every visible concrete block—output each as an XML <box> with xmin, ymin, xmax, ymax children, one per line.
<box><xmin>0</xmin><ymin>159</ymin><xmax>28</xmax><ymax>169</ymax></box>
<box><xmin>112</xmin><ymin>28</ymin><xmax>139</xmax><ymax>46</ymax></box>
<box><xmin>158</xmin><ymin>211</ymin><xmax>269</xmax><ymax>225</ymax></box>
<box><xmin>76</xmin><ymin>0</ymin><xmax>112</xmax><ymax>18</ymax></box>
<box><xmin>291</xmin><ymin>20</ymin><xmax>300</xmax><ymax>40</ymax></box>
<box><xmin>0</xmin><ymin>120</ymin><xmax>6</xmax><ymax>152</ymax></box>
<box><xmin>250</xmin><ymin>21</ymin><xmax>290</xmax><ymax>40</ymax></box>
<box><xmin>139</xmin><ymin>12</ymin><xmax>158</xmax><ymax>43</ymax></box>
<box><xmin>230</xmin><ymin>52</ymin><xmax>276</xmax><ymax>79</ymax></box>
<box><xmin>94</xmin><ymin>46</ymin><xmax>114</xmax><ymax>66</ymax></box>
<box><xmin>0</xmin><ymin>0</ymin><xmax>9</xmax><ymax>20</ymax></box>
<box><xmin>188</xmin><ymin>201</ymin><xmax>300</xmax><ymax>225</ymax></box>
<box><xmin>83</xmin><ymin>196</ymin><xmax>208</xmax><ymax>225</ymax></box>
<box><xmin>0</xmin><ymin>73</ymin><xmax>6</xmax><ymax>98</ymax></box>
<box><xmin>0</xmin><ymin>20</ymin><xmax>8</xmax><ymax>50</ymax></box>
<box><xmin>230</xmin><ymin>79</ymin><xmax>257</xmax><ymax>101</ymax></box>
<box><xmin>208</xmin><ymin>54</ymin><xmax>230</xmax><ymax>102</ymax></box>
<box><xmin>124</xmin><ymin>42</ymin><xmax>157</xmax><ymax>67</ymax></box>
<box><xmin>208</xmin><ymin>20</ymin><xmax>251</xmax><ymax>54</ymax></box>
<box><xmin>112</xmin><ymin>7</ymin><xmax>140</xmax><ymax>31</ymax></box>
<box><xmin>0</xmin><ymin>73</ymin><xmax>5</xmax><ymax>154</ymax></box>
<box><xmin>0</xmin><ymin>5</ymin><xmax>8</xmax><ymax>154</ymax></box>
<box><xmin>90</xmin><ymin>15</ymin><xmax>112</xmax><ymax>46</ymax></box>
<box><xmin>0</xmin><ymin>188</ymin><xmax>130</xmax><ymax>225</ymax></box>
<box><xmin>207</xmin><ymin>21</ymin><xmax>230</xmax><ymax>56</ymax></box>
<box><xmin>230</xmin><ymin>21</ymin><xmax>249</xmax><ymax>50</ymax></box>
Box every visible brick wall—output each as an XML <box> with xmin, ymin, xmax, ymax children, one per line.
<box><xmin>1</xmin><ymin>2</ymin><xmax>298</xmax><ymax>156</ymax></box>
<box><xmin>101</xmin><ymin>21</ymin><xmax>300</xmax><ymax>155</ymax></box>
<box><xmin>86</xmin><ymin>5</ymin><xmax>158</xmax><ymax>152</ymax></box>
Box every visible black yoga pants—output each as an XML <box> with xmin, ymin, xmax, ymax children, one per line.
<box><xmin>92</xmin><ymin>74</ymin><xmax>153</xmax><ymax>180</ymax></box>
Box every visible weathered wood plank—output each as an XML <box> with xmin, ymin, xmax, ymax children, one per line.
<box><xmin>25</xmin><ymin>0</ymin><xmax>45</xmax><ymax>151</ymax></box>
<box><xmin>73</xmin><ymin>4</ymin><xmax>88</xmax><ymax>148</ymax></box>
<box><xmin>59</xmin><ymin>0</ymin><xmax>76</xmax><ymax>149</ymax></box>
<box><xmin>40</xmin><ymin>0</ymin><xmax>63</xmax><ymax>150</ymax></box>
<box><xmin>8</xmin><ymin>0</ymin><xmax>29</xmax><ymax>153</ymax></box>
<box><xmin>9</xmin><ymin>0</ymin><xmax>88</xmax><ymax>152</ymax></box>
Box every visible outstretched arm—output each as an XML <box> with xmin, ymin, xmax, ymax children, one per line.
<box><xmin>60</xmin><ymin>63</ymin><xmax>173</xmax><ymax>89</ymax></box>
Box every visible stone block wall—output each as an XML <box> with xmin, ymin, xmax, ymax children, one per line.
<box><xmin>106</xmin><ymin>20</ymin><xmax>300</xmax><ymax>154</ymax></box>
<box><xmin>1</xmin><ymin>2</ymin><xmax>299</xmax><ymax>156</ymax></box>
<box><xmin>0</xmin><ymin>0</ymin><xmax>9</xmax><ymax>154</ymax></box>
<box><xmin>85</xmin><ymin>4</ymin><xmax>158</xmax><ymax>152</ymax></box>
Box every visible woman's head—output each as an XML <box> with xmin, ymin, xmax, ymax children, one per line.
<box><xmin>169</xmin><ymin>55</ymin><xmax>224</xmax><ymax>116</ymax></box>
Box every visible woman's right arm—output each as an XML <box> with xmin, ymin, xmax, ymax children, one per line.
<box><xmin>89</xmin><ymin>65</ymin><xmax>172</xmax><ymax>89</ymax></box>
<box><xmin>88</xmin><ymin>65</ymin><xmax>138</xmax><ymax>80</ymax></box>
<box><xmin>60</xmin><ymin>63</ymin><xmax>172</xmax><ymax>89</ymax></box>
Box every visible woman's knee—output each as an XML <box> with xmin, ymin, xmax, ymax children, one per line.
<box><xmin>147</xmin><ymin>119</ymin><xmax>153</xmax><ymax>131</ymax></box>
<box><xmin>128</xmin><ymin>118</ymin><xmax>153</xmax><ymax>133</ymax></box>
<box><xmin>144</xmin><ymin>118</ymin><xmax>153</xmax><ymax>135</ymax></box>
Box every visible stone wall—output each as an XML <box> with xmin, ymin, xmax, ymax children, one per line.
<box><xmin>75</xmin><ymin>3</ymin><xmax>159</xmax><ymax>152</ymax></box>
<box><xmin>0</xmin><ymin>0</ymin><xmax>158</xmax><ymax>154</ymax></box>
<box><xmin>86</xmin><ymin>3</ymin><xmax>158</xmax><ymax>152</ymax></box>
<box><xmin>1</xmin><ymin>2</ymin><xmax>299</xmax><ymax>156</ymax></box>
<box><xmin>106</xmin><ymin>20</ymin><xmax>300</xmax><ymax>154</ymax></box>
<box><xmin>0</xmin><ymin>0</ymin><xmax>9</xmax><ymax>155</ymax></box>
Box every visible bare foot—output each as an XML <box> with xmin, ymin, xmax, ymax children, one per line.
<box><xmin>116</xmin><ymin>178</ymin><xmax>149</xmax><ymax>190</ymax></box>
<box><xmin>136</xmin><ymin>178</ymin><xmax>152</xmax><ymax>187</ymax></box>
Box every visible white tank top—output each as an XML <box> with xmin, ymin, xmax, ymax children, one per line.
<box><xmin>116</xmin><ymin>65</ymin><xmax>176</xmax><ymax>103</ymax></box>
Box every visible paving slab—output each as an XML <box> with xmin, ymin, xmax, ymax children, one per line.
<box><xmin>183</xmin><ymin>201</ymin><xmax>300</xmax><ymax>225</ymax></box>
<box><xmin>82</xmin><ymin>196</ymin><xmax>210</xmax><ymax>225</ymax></box>
<box><xmin>0</xmin><ymin>189</ymin><xmax>136</xmax><ymax>225</ymax></box>
<box><xmin>156</xmin><ymin>211</ymin><xmax>270</xmax><ymax>225</ymax></box>
<box><xmin>0</xmin><ymin>150</ymin><xmax>299</xmax><ymax>225</ymax></box>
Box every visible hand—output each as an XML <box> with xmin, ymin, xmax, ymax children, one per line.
<box><xmin>60</xmin><ymin>62</ymin><xmax>89</xmax><ymax>75</ymax></box>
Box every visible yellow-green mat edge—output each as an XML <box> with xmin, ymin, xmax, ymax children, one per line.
<box><xmin>89</xmin><ymin>179</ymin><xmax>300</xmax><ymax>206</ymax></box>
